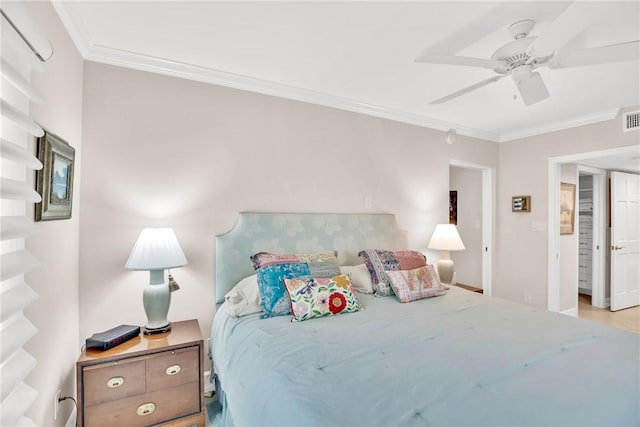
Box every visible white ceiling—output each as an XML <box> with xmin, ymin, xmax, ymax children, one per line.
<box><xmin>53</xmin><ymin>1</ymin><xmax>640</xmax><ymax>142</ymax></box>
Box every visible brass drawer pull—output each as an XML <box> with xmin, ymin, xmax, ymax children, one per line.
<box><xmin>166</xmin><ymin>364</ymin><xmax>181</xmax><ymax>376</ymax></box>
<box><xmin>107</xmin><ymin>376</ymin><xmax>125</xmax><ymax>388</ymax></box>
<box><xmin>136</xmin><ymin>402</ymin><xmax>156</xmax><ymax>416</ymax></box>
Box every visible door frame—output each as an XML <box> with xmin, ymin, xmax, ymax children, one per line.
<box><xmin>449</xmin><ymin>160</ymin><xmax>494</xmax><ymax>296</ymax></box>
<box><xmin>547</xmin><ymin>145</ymin><xmax>637</xmax><ymax>312</ymax></box>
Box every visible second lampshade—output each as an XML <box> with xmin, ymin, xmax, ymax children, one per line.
<box><xmin>428</xmin><ymin>224</ymin><xmax>465</xmax><ymax>284</ymax></box>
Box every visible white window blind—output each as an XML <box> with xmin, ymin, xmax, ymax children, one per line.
<box><xmin>1</xmin><ymin>2</ymin><xmax>52</xmax><ymax>426</ymax></box>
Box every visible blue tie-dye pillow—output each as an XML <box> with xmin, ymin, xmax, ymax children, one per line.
<box><xmin>257</xmin><ymin>263</ymin><xmax>309</xmax><ymax>318</ymax></box>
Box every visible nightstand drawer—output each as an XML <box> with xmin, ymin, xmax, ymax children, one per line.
<box><xmin>84</xmin><ymin>381</ymin><xmax>200</xmax><ymax>427</ymax></box>
<box><xmin>83</xmin><ymin>359</ymin><xmax>146</xmax><ymax>406</ymax></box>
<box><xmin>147</xmin><ymin>346</ymin><xmax>199</xmax><ymax>392</ymax></box>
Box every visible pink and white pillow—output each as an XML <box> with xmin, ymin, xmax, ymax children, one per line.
<box><xmin>385</xmin><ymin>265</ymin><xmax>448</xmax><ymax>303</ymax></box>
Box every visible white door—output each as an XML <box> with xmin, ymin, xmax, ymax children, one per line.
<box><xmin>610</xmin><ymin>171</ymin><xmax>640</xmax><ymax>311</ymax></box>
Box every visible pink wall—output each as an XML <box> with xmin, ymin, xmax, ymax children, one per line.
<box><xmin>78</xmin><ymin>61</ymin><xmax>499</xmax><ymax>348</ymax></box>
<box><xmin>24</xmin><ymin>1</ymin><xmax>84</xmax><ymax>425</ymax></box>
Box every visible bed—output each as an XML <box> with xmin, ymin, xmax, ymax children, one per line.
<box><xmin>210</xmin><ymin>212</ymin><xmax>639</xmax><ymax>426</ymax></box>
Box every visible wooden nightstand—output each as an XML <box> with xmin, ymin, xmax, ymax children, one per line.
<box><xmin>454</xmin><ymin>283</ymin><xmax>483</xmax><ymax>294</ymax></box>
<box><xmin>76</xmin><ymin>319</ymin><xmax>205</xmax><ymax>427</ymax></box>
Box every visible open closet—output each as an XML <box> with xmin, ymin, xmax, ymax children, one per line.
<box><xmin>578</xmin><ymin>174</ymin><xmax>594</xmax><ymax>296</ymax></box>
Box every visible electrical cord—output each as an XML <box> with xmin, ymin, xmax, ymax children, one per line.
<box><xmin>58</xmin><ymin>395</ymin><xmax>77</xmax><ymax>408</ymax></box>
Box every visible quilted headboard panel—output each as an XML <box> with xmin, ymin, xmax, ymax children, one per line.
<box><xmin>215</xmin><ymin>212</ymin><xmax>406</xmax><ymax>304</ymax></box>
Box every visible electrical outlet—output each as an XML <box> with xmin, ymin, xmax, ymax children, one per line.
<box><xmin>364</xmin><ymin>196</ymin><xmax>372</xmax><ymax>209</ymax></box>
<box><xmin>54</xmin><ymin>389</ymin><xmax>61</xmax><ymax>420</ymax></box>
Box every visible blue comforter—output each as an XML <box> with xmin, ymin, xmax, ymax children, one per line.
<box><xmin>211</xmin><ymin>288</ymin><xmax>639</xmax><ymax>426</ymax></box>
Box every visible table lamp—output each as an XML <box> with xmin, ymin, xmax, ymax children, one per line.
<box><xmin>427</xmin><ymin>224</ymin><xmax>465</xmax><ymax>284</ymax></box>
<box><xmin>125</xmin><ymin>227</ymin><xmax>187</xmax><ymax>334</ymax></box>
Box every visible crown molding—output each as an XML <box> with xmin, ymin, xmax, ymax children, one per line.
<box><xmin>51</xmin><ymin>3</ymin><xmax>625</xmax><ymax>145</ymax></box>
<box><xmin>498</xmin><ymin>108</ymin><xmax>622</xmax><ymax>142</ymax></box>
<box><xmin>51</xmin><ymin>3</ymin><xmax>499</xmax><ymax>142</ymax></box>
<box><xmin>51</xmin><ymin>2</ymin><xmax>91</xmax><ymax>58</ymax></box>
<box><xmin>80</xmin><ymin>44</ymin><xmax>501</xmax><ymax>142</ymax></box>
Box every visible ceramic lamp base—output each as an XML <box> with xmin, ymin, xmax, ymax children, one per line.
<box><xmin>143</xmin><ymin>323</ymin><xmax>172</xmax><ymax>335</ymax></box>
<box><xmin>143</xmin><ymin>270</ymin><xmax>172</xmax><ymax>333</ymax></box>
<box><xmin>437</xmin><ymin>258</ymin><xmax>455</xmax><ymax>285</ymax></box>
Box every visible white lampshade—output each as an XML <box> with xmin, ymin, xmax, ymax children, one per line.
<box><xmin>428</xmin><ymin>224</ymin><xmax>466</xmax><ymax>251</ymax></box>
<box><xmin>125</xmin><ymin>228</ymin><xmax>188</xmax><ymax>271</ymax></box>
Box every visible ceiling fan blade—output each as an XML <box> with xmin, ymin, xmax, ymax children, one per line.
<box><xmin>529</xmin><ymin>1</ymin><xmax>611</xmax><ymax>59</ymax></box>
<box><xmin>415</xmin><ymin>53</ymin><xmax>502</xmax><ymax>69</ymax></box>
<box><xmin>425</xmin><ymin>3</ymin><xmax>512</xmax><ymax>54</ymax></box>
<box><xmin>550</xmin><ymin>41</ymin><xmax>640</xmax><ymax>69</ymax></box>
<box><xmin>429</xmin><ymin>75</ymin><xmax>504</xmax><ymax>105</ymax></box>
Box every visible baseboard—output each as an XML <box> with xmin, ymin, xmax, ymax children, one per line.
<box><xmin>561</xmin><ymin>307</ymin><xmax>578</xmax><ymax>317</ymax></box>
<box><xmin>578</xmin><ymin>288</ymin><xmax>592</xmax><ymax>296</ymax></box>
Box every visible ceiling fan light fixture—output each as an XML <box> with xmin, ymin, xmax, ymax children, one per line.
<box><xmin>512</xmin><ymin>69</ymin><xmax>549</xmax><ymax>106</ymax></box>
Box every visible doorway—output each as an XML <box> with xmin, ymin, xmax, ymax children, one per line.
<box><xmin>449</xmin><ymin>160</ymin><xmax>494</xmax><ymax>296</ymax></box>
<box><xmin>547</xmin><ymin>145</ymin><xmax>640</xmax><ymax>313</ymax></box>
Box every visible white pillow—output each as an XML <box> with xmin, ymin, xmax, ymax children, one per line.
<box><xmin>224</xmin><ymin>274</ymin><xmax>261</xmax><ymax>317</ymax></box>
<box><xmin>340</xmin><ymin>264</ymin><xmax>373</xmax><ymax>294</ymax></box>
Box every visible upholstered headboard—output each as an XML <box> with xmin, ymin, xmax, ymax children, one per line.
<box><xmin>215</xmin><ymin>212</ymin><xmax>406</xmax><ymax>304</ymax></box>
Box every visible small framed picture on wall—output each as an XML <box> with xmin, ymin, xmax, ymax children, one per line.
<box><xmin>512</xmin><ymin>195</ymin><xmax>531</xmax><ymax>212</ymax></box>
<box><xmin>449</xmin><ymin>190</ymin><xmax>457</xmax><ymax>224</ymax></box>
<box><xmin>560</xmin><ymin>182</ymin><xmax>576</xmax><ymax>234</ymax></box>
<box><xmin>35</xmin><ymin>130</ymin><xmax>75</xmax><ymax>221</ymax></box>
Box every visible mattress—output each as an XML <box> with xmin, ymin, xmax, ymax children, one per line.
<box><xmin>210</xmin><ymin>287</ymin><xmax>640</xmax><ymax>426</ymax></box>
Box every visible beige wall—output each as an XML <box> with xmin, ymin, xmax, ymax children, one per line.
<box><xmin>450</xmin><ymin>166</ymin><xmax>482</xmax><ymax>287</ymax></box>
<box><xmin>78</xmin><ymin>61</ymin><xmax>499</xmax><ymax>348</ymax></box>
<box><xmin>495</xmin><ymin>108</ymin><xmax>639</xmax><ymax>309</ymax></box>
<box><xmin>24</xmin><ymin>1</ymin><xmax>84</xmax><ymax>425</ymax></box>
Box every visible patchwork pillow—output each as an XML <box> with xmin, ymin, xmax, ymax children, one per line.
<box><xmin>284</xmin><ymin>274</ymin><xmax>363</xmax><ymax>322</ymax></box>
<box><xmin>224</xmin><ymin>274</ymin><xmax>261</xmax><ymax>317</ymax></box>
<box><xmin>339</xmin><ymin>264</ymin><xmax>373</xmax><ymax>294</ymax></box>
<box><xmin>250</xmin><ymin>251</ymin><xmax>338</xmax><ymax>270</ymax></box>
<box><xmin>385</xmin><ymin>265</ymin><xmax>448</xmax><ymax>303</ymax></box>
<box><xmin>358</xmin><ymin>249</ymin><xmax>427</xmax><ymax>296</ymax></box>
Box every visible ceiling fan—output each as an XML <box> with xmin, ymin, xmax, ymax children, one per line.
<box><xmin>416</xmin><ymin>2</ymin><xmax>640</xmax><ymax>106</ymax></box>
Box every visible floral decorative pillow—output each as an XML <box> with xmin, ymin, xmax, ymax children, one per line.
<box><xmin>385</xmin><ymin>265</ymin><xmax>448</xmax><ymax>303</ymax></box>
<box><xmin>284</xmin><ymin>274</ymin><xmax>363</xmax><ymax>322</ymax></box>
<box><xmin>256</xmin><ymin>261</ymin><xmax>341</xmax><ymax>319</ymax></box>
<box><xmin>358</xmin><ymin>249</ymin><xmax>427</xmax><ymax>296</ymax></box>
<box><xmin>250</xmin><ymin>251</ymin><xmax>338</xmax><ymax>270</ymax></box>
